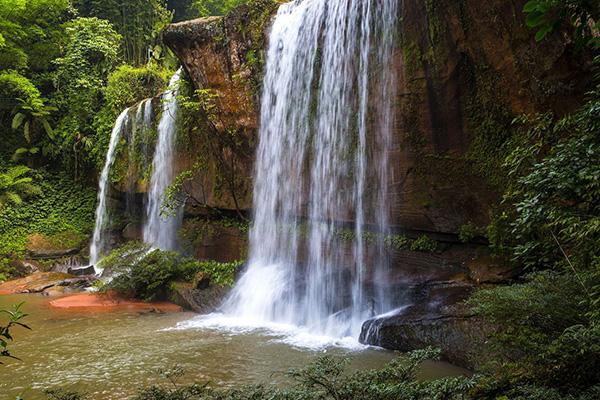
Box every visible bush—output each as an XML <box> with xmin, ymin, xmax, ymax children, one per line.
<box><xmin>104</xmin><ymin>65</ymin><xmax>170</xmax><ymax>113</ymax></box>
<box><xmin>410</xmin><ymin>235</ymin><xmax>438</xmax><ymax>252</ymax></box>
<box><xmin>101</xmin><ymin>244</ymin><xmax>243</xmax><ymax>301</ymax></box>
<box><xmin>468</xmin><ymin>271</ymin><xmax>600</xmax><ymax>391</ymax></box>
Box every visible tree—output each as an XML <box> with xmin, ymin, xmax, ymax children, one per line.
<box><xmin>52</xmin><ymin>17</ymin><xmax>121</xmax><ymax>171</ymax></box>
<box><xmin>74</xmin><ymin>0</ymin><xmax>172</xmax><ymax>66</ymax></box>
<box><xmin>189</xmin><ymin>0</ymin><xmax>246</xmax><ymax>17</ymax></box>
<box><xmin>0</xmin><ymin>165</ymin><xmax>41</xmax><ymax>210</ymax></box>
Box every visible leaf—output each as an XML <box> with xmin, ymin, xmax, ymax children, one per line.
<box><xmin>41</xmin><ymin>119</ymin><xmax>54</xmax><ymax>139</ymax></box>
<box><xmin>535</xmin><ymin>25</ymin><xmax>553</xmax><ymax>42</ymax></box>
<box><xmin>523</xmin><ymin>1</ymin><xmax>539</xmax><ymax>13</ymax></box>
<box><xmin>11</xmin><ymin>113</ymin><xmax>25</xmax><ymax>130</ymax></box>
<box><xmin>23</xmin><ymin>121</ymin><xmax>30</xmax><ymax>143</ymax></box>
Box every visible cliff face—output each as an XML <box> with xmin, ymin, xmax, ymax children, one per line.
<box><xmin>161</xmin><ymin>0</ymin><xmax>591</xmax><ymax>365</ymax></box>
<box><xmin>164</xmin><ymin>0</ymin><xmax>590</xmax><ymax>235</ymax></box>
<box><xmin>163</xmin><ymin>1</ymin><xmax>278</xmax><ymax>211</ymax></box>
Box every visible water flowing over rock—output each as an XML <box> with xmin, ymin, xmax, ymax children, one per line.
<box><xmin>143</xmin><ymin>69</ymin><xmax>183</xmax><ymax>250</ymax></box>
<box><xmin>222</xmin><ymin>0</ymin><xmax>399</xmax><ymax>339</ymax></box>
<box><xmin>89</xmin><ymin>109</ymin><xmax>130</xmax><ymax>269</ymax></box>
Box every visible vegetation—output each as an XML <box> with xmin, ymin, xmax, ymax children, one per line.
<box><xmin>189</xmin><ymin>0</ymin><xmax>247</xmax><ymax>17</ymax></box>
<box><xmin>0</xmin><ymin>303</ymin><xmax>29</xmax><ymax>364</ymax></box>
<box><xmin>523</xmin><ymin>0</ymin><xmax>599</xmax><ymax>47</ymax></box>
<box><xmin>0</xmin><ymin>1</ymin><xmax>598</xmax><ymax>400</ymax></box>
<box><xmin>99</xmin><ymin>242</ymin><xmax>242</xmax><ymax>301</ymax></box>
<box><xmin>0</xmin><ymin>165</ymin><xmax>40</xmax><ymax>211</ymax></box>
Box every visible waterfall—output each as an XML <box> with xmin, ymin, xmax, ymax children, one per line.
<box><xmin>223</xmin><ymin>0</ymin><xmax>398</xmax><ymax>339</ymax></box>
<box><xmin>89</xmin><ymin>108</ymin><xmax>130</xmax><ymax>268</ymax></box>
<box><xmin>126</xmin><ymin>99</ymin><xmax>153</xmax><ymax>216</ymax></box>
<box><xmin>143</xmin><ymin>69</ymin><xmax>183</xmax><ymax>250</ymax></box>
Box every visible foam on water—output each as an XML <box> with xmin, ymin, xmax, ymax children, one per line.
<box><xmin>167</xmin><ymin>313</ymin><xmax>369</xmax><ymax>351</ymax></box>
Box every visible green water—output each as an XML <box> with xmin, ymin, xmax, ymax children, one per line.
<box><xmin>0</xmin><ymin>294</ymin><xmax>468</xmax><ymax>399</ymax></box>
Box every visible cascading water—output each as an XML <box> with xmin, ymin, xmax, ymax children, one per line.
<box><xmin>126</xmin><ymin>99</ymin><xmax>153</xmax><ymax>216</ymax></box>
<box><xmin>143</xmin><ymin>69</ymin><xmax>183</xmax><ymax>250</ymax></box>
<box><xmin>89</xmin><ymin>108</ymin><xmax>130</xmax><ymax>268</ymax></box>
<box><xmin>222</xmin><ymin>0</ymin><xmax>398</xmax><ymax>340</ymax></box>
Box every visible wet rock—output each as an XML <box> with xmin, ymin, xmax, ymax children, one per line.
<box><xmin>0</xmin><ymin>272</ymin><xmax>74</xmax><ymax>294</ymax></box>
<box><xmin>27</xmin><ymin>248</ymin><xmax>80</xmax><ymax>260</ymax></box>
<box><xmin>359</xmin><ymin>281</ymin><xmax>494</xmax><ymax>369</ymax></box>
<box><xmin>360</xmin><ymin>302</ymin><xmax>491</xmax><ymax>369</ymax></box>
<box><xmin>122</xmin><ymin>222</ymin><xmax>143</xmax><ymax>241</ymax></box>
<box><xmin>193</xmin><ymin>272</ymin><xmax>211</xmax><ymax>289</ymax></box>
<box><xmin>67</xmin><ymin>265</ymin><xmax>96</xmax><ymax>276</ymax></box>
<box><xmin>0</xmin><ymin>272</ymin><xmax>97</xmax><ymax>295</ymax></box>
<box><xmin>169</xmin><ymin>281</ymin><xmax>230</xmax><ymax>314</ymax></box>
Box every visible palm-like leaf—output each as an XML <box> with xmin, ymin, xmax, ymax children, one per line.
<box><xmin>0</xmin><ymin>166</ymin><xmax>40</xmax><ymax>210</ymax></box>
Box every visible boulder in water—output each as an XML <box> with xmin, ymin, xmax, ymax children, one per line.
<box><xmin>67</xmin><ymin>265</ymin><xmax>96</xmax><ymax>276</ymax></box>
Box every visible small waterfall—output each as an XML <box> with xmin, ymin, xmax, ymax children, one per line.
<box><xmin>126</xmin><ymin>99</ymin><xmax>153</xmax><ymax>216</ymax></box>
<box><xmin>89</xmin><ymin>108</ymin><xmax>130</xmax><ymax>268</ymax></box>
<box><xmin>143</xmin><ymin>69</ymin><xmax>183</xmax><ymax>250</ymax></box>
<box><xmin>223</xmin><ymin>0</ymin><xmax>398</xmax><ymax>340</ymax></box>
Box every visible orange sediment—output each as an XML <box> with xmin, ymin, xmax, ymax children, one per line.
<box><xmin>49</xmin><ymin>292</ymin><xmax>183</xmax><ymax>312</ymax></box>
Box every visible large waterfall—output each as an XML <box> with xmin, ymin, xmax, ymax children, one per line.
<box><xmin>222</xmin><ymin>0</ymin><xmax>398</xmax><ymax>340</ymax></box>
<box><xmin>89</xmin><ymin>109</ymin><xmax>130</xmax><ymax>268</ymax></box>
<box><xmin>143</xmin><ymin>68</ymin><xmax>183</xmax><ymax>250</ymax></box>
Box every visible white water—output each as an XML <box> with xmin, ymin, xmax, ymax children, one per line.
<box><xmin>89</xmin><ymin>109</ymin><xmax>130</xmax><ymax>268</ymax></box>
<box><xmin>219</xmin><ymin>0</ymin><xmax>398</xmax><ymax>342</ymax></box>
<box><xmin>143</xmin><ymin>69</ymin><xmax>183</xmax><ymax>250</ymax></box>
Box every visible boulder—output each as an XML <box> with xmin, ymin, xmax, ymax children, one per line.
<box><xmin>169</xmin><ymin>281</ymin><xmax>230</xmax><ymax>314</ymax></box>
<box><xmin>360</xmin><ymin>302</ymin><xmax>493</xmax><ymax>369</ymax></box>
<box><xmin>67</xmin><ymin>265</ymin><xmax>96</xmax><ymax>276</ymax></box>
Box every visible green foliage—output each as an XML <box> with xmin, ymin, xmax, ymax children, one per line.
<box><xmin>125</xmin><ymin>347</ymin><xmax>479</xmax><ymax>400</ymax></box>
<box><xmin>0</xmin><ymin>170</ymin><xmax>96</xmax><ymax>256</ymax></box>
<box><xmin>52</xmin><ymin>17</ymin><xmax>122</xmax><ymax>173</ymax></box>
<box><xmin>0</xmin><ymin>257</ymin><xmax>13</xmax><ymax>282</ymax></box>
<box><xmin>469</xmin><ymin>271</ymin><xmax>600</xmax><ymax>391</ymax></box>
<box><xmin>458</xmin><ymin>223</ymin><xmax>484</xmax><ymax>243</ymax></box>
<box><xmin>104</xmin><ymin>65</ymin><xmax>169</xmax><ymax>114</ymax></box>
<box><xmin>494</xmin><ymin>96</ymin><xmax>600</xmax><ymax>272</ymax></box>
<box><xmin>74</xmin><ymin>0</ymin><xmax>172</xmax><ymax>66</ymax></box>
<box><xmin>44</xmin><ymin>389</ymin><xmax>86</xmax><ymax>400</ymax></box>
<box><xmin>0</xmin><ymin>165</ymin><xmax>41</xmax><ymax>211</ymax></box>
<box><xmin>101</xmin><ymin>243</ymin><xmax>243</xmax><ymax>301</ymax></box>
<box><xmin>0</xmin><ymin>0</ymin><xmax>73</xmax><ymax>71</ymax></box>
<box><xmin>0</xmin><ymin>302</ymin><xmax>30</xmax><ymax>364</ymax></box>
<box><xmin>410</xmin><ymin>235</ymin><xmax>438</xmax><ymax>253</ymax></box>
<box><xmin>523</xmin><ymin>0</ymin><xmax>599</xmax><ymax>48</ymax></box>
<box><xmin>190</xmin><ymin>0</ymin><xmax>247</xmax><ymax>17</ymax></box>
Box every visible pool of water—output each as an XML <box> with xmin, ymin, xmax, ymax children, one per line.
<box><xmin>0</xmin><ymin>294</ymin><xmax>468</xmax><ymax>399</ymax></box>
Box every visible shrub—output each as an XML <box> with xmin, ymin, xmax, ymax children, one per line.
<box><xmin>410</xmin><ymin>235</ymin><xmax>438</xmax><ymax>252</ymax></box>
<box><xmin>101</xmin><ymin>244</ymin><xmax>243</xmax><ymax>301</ymax></box>
<box><xmin>468</xmin><ymin>271</ymin><xmax>600</xmax><ymax>390</ymax></box>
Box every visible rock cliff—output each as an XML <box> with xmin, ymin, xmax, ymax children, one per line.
<box><xmin>157</xmin><ymin>0</ymin><xmax>591</xmax><ymax>367</ymax></box>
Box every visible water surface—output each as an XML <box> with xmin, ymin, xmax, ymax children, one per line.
<box><xmin>0</xmin><ymin>294</ymin><xmax>467</xmax><ymax>399</ymax></box>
